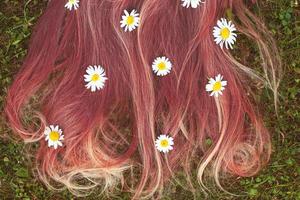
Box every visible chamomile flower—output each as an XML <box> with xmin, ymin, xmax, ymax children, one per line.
<box><xmin>213</xmin><ymin>18</ymin><xmax>237</xmax><ymax>49</ymax></box>
<box><xmin>152</xmin><ymin>56</ymin><xmax>172</xmax><ymax>76</ymax></box>
<box><xmin>44</xmin><ymin>125</ymin><xmax>64</xmax><ymax>149</ymax></box>
<box><xmin>205</xmin><ymin>74</ymin><xmax>227</xmax><ymax>97</ymax></box>
<box><xmin>120</xmin><ymin>9</ymin><xmax>140</xmax><ymax>32</ymax></box>
<box><xmin>155</xmin><ymin>135</ymin><xmax>174</xmax><ymax>153</ymax></box>
<box><xmin>84</xmin><ymin>65</ymin><xmax>108</xmax><ymax>92</ymax></box>
<box><xmin>65</xmin><ymin>0</ymin><xmax>80</xmax><ymax>11</ymax></box>
<box><xmin>181</xmin><ymin>0</ymin><xmax>205</xmax><ymax>8</ymax></box>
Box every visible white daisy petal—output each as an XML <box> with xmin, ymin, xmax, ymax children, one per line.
<box><xmin>220</xmin><ymin>41</ymin><xmax>224</xmax><ymax>49</ymax></box>
<box><xmin>225</xmin><ymin>42</ymin><xmax>229</xmax><ymax>49</ymax></box>
<box><xmin>155</xmin><ymin>135</ymin><xmax>174</xmax><ymax>153</ymax></box>
<box><xmin>87</xmin><ymin>67</ymin><xmax>94</xmax><ymax>75</ymax></box>
<box><xmin>120</xmin><ymin>9</ymin><xmax>140</xmax><ymax>32</ymax></box>
<box><xmin>181</xmin><ymin>0</ymin><xmax>205</xmax><ymax>8</ymax></box>
<box><xmin>65</xmin><ymin>0</ymin><xmax>80</xmax><ymax>11</ymax></box>
<box><xmin>57</xmin><ymin>141</ymin><xmax>63</xmax><ymax>147</ymax></box>
<box><xmin>124</xmin><ymin>10</ymin><xmax>129</xmax><ymax>16</ymax></box>
<box><xmin>44</xmin><ymin>127</ymin><xmax>51</xmax><ymax>135</ymax></box>
<box><xmin>152</xmin><ymin>56</ymin><xmax>172</xmax><ymax>77</ymax></box>
<box><xmin>84</xmin><ymin>65</ymin><xmax>108</xmax><ymax>92</ymax></box>
<box><xmin>206</xmin><ymin>84</ymin><xmax>213</xmax><ymax>92</ymax></box>
<box><xmin>205</xmin><ymin>74</ymin><xmax>227</xmax><ymax>97</ymax></box>
<box><xmin>44</xmin><ymin>125</ymin><xmax>64</xmax><ymax>149</ymax></box>
<box><xmin>213</xmin><ymin>18</ymin><xmax>237</xmax><ymax>49</ymax></box>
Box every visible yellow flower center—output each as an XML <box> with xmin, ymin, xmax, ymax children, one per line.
<box><xmin>220</xmin><ymin>27</ymin><xmax>230</xmax><ymax>39</ymax></box>
<box><xmin>160</xmin><ymin>139</ymin><xmax>169</xmax><ymax>148</ymax></box>
<box><xmin>213</xmin><ymin>81</ymin><xmax>222</xmax><ymax>92</ymax></box>
<box><xmin>69</xmin><ymin>0</ymin><xmax>75</xmax><ymax>3</ymax></box>
<box><xmin>126</xmin><ymin>16</ymin><xmax>135</xmax><ymax>25</ymax></box>
<box><xmin>157</xmin><ymin>62</ymin><xmax>166</xmax><ymax>70</ymax></box>
<box><xmin>49</xmin><ymin>131</ymin><xmax>60</xmax><ymax>141</ymax></box>
<box><xmin>91</xmin><ymin>74</ymin><xmax>100</xmax><ymax>82</ymax></box>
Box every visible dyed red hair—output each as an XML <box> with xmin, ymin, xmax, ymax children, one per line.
<box><xmin>5</xmin><ymin>0</ymin><xmax>281</xmax><ymax>199</ymax></box>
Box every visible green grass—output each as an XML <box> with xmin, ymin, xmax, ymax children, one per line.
<box><xmin>0</xmin><ymin>0</ymin><xmax>299</xmax><ymax>199</ymax></box>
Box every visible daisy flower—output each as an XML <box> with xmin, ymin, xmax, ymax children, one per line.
<box><xmin>181</xmin><ymin>0</ymin><xmax>205</xmax><ymax>8</ymax></box>
<box><xmin>213</xmin><ymin>18</ymin><xmax>237</xmax><ymax>49</ymax></box>
<box><xmin>155</xmin><ymin>135</ymin><xmax>174</xmax><ymax>153</ymax></box>
<box><xmin>152</xmin><ymin>56</ymin><xmax>172</xmax><ymax>76</ymax></box>
<box><xmin>44</xmin><ymin>125</ymin><xmax>64</xmax><ymax>149</ymax></box>
<box><xmin>120</xmin><ymin>9</ymin><xmax>140</xmax><ymax>32</ymax></box>
<box><xmin>65</xmin><ymin>0</ymin><xmax>80</xmax><ymax>11</ymax></box>
<box><xmin>205</xmin><ymin>74</ymin><xmax>227</xmax><ymax>97</ymax></box>
<box><xmin>84</xmin><ymin>65</ymin><xmax>108</xmax><ymax>92</ymax></box>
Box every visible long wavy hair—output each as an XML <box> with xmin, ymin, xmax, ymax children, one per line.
<box><xmin>4</xmin><ymin>0</ymin><xmax>281</xmax><ymax>199</ymax></box>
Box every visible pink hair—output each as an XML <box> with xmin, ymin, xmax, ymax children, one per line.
<box><xmin>5</xmin><ymin>0</ymin><xmax>281</xmax><ymax>198</ymax></box>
